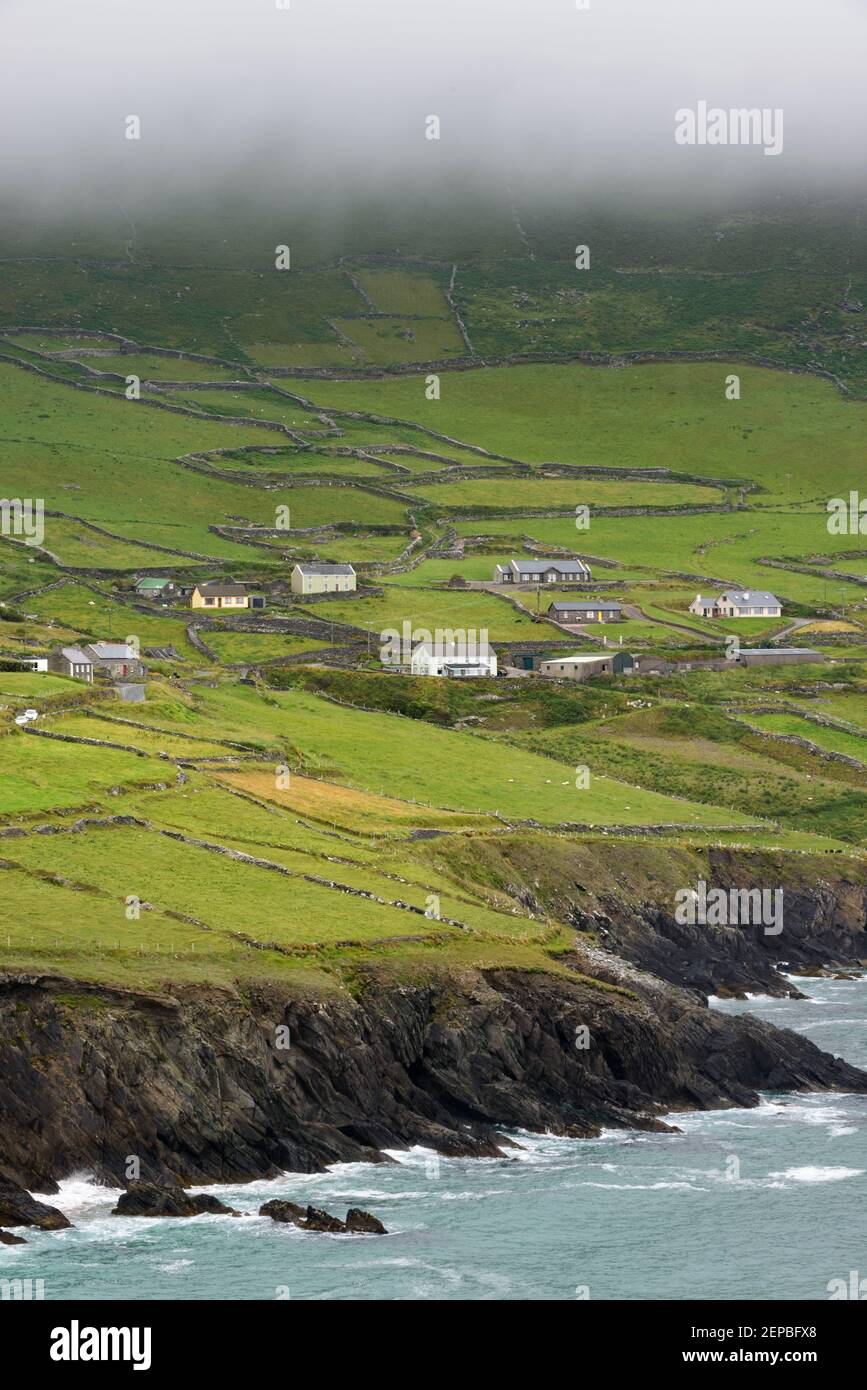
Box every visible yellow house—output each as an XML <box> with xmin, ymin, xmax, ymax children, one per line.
<box><xmin>191</xmin><ymin>581</ymin><xmax>250</xmax><ymax>610</ymax></box>
<box><xmin>291</xmin><ymin>563</ymin><xmax>356</xmax><ymax>596</ymax></box>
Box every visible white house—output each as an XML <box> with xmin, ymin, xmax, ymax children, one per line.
<box><xmin>291</xmin><ymin>563</ymin><xmax>356</xmax><ymax>596</ymax></box>
<box><xmin>690</xmin><ymin>589</ymin><xmax>781</xmax><ymax>619</ymax></box>
<box><xmin>410</xmin><ymin>640</ymin><xmax>497</xmax><ymax>679</ymax></box>
<box><xmin>13</xmin><ymin>657</ymin><xmax>48</xmax><ymax>672</ymax></box>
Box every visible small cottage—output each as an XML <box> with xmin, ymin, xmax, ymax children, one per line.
<box><xmin>83</xmin><ymin>642</ymin><xmax>147</xmax><ymax>681</ymax></box>
<box><xmin>134</xmin><ymin>577</ymin><xmax>175</xmax><ymax>599</ymax></box>
<box><xmin>48</xmin><ymin>646</ymin><xmax>94</xmax><ymax>682</ymax></box>
<box><xmin>191</xmin><ymin>581</ymin><xmax>251</xmax><ymax>610</ymax></box>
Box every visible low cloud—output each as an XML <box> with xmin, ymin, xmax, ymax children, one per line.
<box><xmin>1</xmin><ymin>0</ymin><xmax>865</xmax><ymax>216</ymax></box>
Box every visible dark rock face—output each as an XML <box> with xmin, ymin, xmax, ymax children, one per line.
<box><xmin>0</xmin><ymin>1229</ymin><xmax>27</xmax><ymax>1245</ymax></box>
<box><xmin>111</xmin><ymin>1181</ymin><xmax>238</xmax><ymax>1218</ymax></box>
<box><xmin>345</xmin><ymin>1207</ymin><xmax>387</xmax><ymax>1234</ymax></box>
<box><xmin>0</xmin><ymin>961</ymin><xmax>864</xmax><ymax>1194</ymax></box>
<box><xmin>0</xmin><ymin>1174</ymin><xmax>71</xmax><ymax>1230</ymax></box>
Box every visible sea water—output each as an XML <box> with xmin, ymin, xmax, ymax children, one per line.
<box><xmin>3</xmin><ymin>974</ymin><xmax>866</xmax><ymax>1300</ymax></box>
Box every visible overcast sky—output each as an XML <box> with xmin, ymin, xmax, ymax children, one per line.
<box><xmin>1</xmin><ymin>0</ymin><xmax>864</xmax><ymax>213</ymax></box>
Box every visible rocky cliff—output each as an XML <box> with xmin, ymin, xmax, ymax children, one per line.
<box><xmin>1</xmin><ymin>950</ymin><xmax>864</xmax><ymax>1194</ymax></box>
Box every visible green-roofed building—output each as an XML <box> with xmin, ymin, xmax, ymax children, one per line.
<box><xmin>134</xmin><ymin>576</ymin><xmax>175</xmax><ymax>597</ymax></box>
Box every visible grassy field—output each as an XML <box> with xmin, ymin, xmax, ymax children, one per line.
<box><xmin>70</xmin><ymin>354</ymin><xmax>242</xmax><ymax>382</ymax></box>
<box><xmin>333</xmin><ymin>316</ymin><xmax>466</xmax><ymax>365</ymax></box>
<box><xmin>0</xmin><ymin>730</ymin><xmax>170</xmax><ymax>817</ymax></box>
<box><xmin>0</xmin><ymin>672</ymin><xmax>80</xmax><ymax>700</ymax></box>
<box><xmin>510</xmin><ymin>703</ymin><xmax>866</xmax><ymax>847</ymax></box>
<box><xmin>404</xmin><ymin>475</ymin><xmax>722</xmax><ymax>511</ymax></box>
<box><xmin>743</xmin><ymin>712</ymin><xmax>867</xmax><ymax>763</ymax></box>
<box><xmin>204</xmin><ymin>631</ymin><xmax>331</xmax><ymax>664</ymax></box>
<box><xmin>314</xmin><ymin>362</ymin><xmax>865</xmax><ymax>504</ymax></box>
<box><xmin>354</xmin><ymin>270</ymin><xmax>453</xmax><ymax>317</ymax></box>
<box><xmin>293</xmin><ymin>585</ymin><xmax>549</xmax><ymax>642</ymax></box>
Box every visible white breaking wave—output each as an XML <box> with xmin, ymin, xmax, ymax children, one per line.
<box><xmin>768</xmin><ymin>1165</ymin><xmax>863</xmax><ymax>1183</ymax></box>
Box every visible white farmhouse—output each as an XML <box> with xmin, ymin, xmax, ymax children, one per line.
<box><xmin>410</xmin><ymin>640</ymin><xmax>497</xmax><ymax>679</ymax></box>
<box><xmin>291</xmin><ymin>563</ymin><xmax>356</xmax><ymax>596</ymax></box>
<box><xmin>690</xmin><ymin>589</ymin><xmax>781</xmax><ymax>619</ymax></box>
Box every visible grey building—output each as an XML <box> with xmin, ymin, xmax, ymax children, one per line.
<box><xmin>48</xmin><ymin>646</ymin><xmax>94</xmax><ymax>682</ymax></box>
<box><xmin>134</xmin><ymin>576</ymin><xmax>176</xmax><ymax>599</ymax></box>
<box><xmin>548</xmin><ymin>600</ymin><xmax>622</xmax><ymax>622</ymax></box>
<box><xmin>539</xmin><ymin>651</ymin><xmax>633</xmax><ymax>681</ymax></box>
<box><xmin>82</xmin><ymin>641</ymin><xmax>147</xmax><ymax>681</ymax></box>
<box><xmin>494</xmin><ymin>558</ymin><xmax>592</xmax><ymax>584</ymax></box>
<box><xmin>737</xmin><ymin>647</ymin><xmax>823</xmax><ymax>668</ymax></box>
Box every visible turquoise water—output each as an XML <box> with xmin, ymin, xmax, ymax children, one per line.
<box><xmin>4</xmin><ymin>975</ymin><xmax>866</xmax><ymax>1301</ymax></box>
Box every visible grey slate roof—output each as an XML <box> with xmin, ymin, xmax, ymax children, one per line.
<box><xmin>293</xmin><ymin>563</ymin><xmax>356</xmax><ymax>576</ymax></box>
<box><xmin>86</xmin><ymin>642</ymin><xmax>139</xmax><ymax>660</ymax></box>
<box><xmin>549</xmin><ymin>601</ymin><xmax>621</xmax><ymax>612</ymax></box>
<box><xmin>195</xmin><ymin>581</ymin><xmax>248</xmax><ymax>597</ymax></box>
<box><xmin>61</xmin><ymin>646</ymin><xmax>92</xmax><ymax>665</ymax></box>
<box><xmin>506</xmin><ymin>557</ymin><xmax>590</xmax><ymax>575</ymax></box>
<box><xmin>720</xmin><ymin>589</ymin><xmax>780</xmax><ymax>605</ymax></box>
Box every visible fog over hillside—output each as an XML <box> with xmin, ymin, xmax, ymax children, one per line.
<box><xmin>1</xmin><ymin>0</ymin><xmax>865</xmax><ymax>219</ymax></box>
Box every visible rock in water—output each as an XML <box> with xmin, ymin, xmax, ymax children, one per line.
<box><xmin>302</xmin><ymin>1205</ymin><xmax>347</xmax><ymax>1233</ymax></box>
<box><xmin>259</xmin><ymin>1199</ymin><xmax>351</xmax><ymax>1232</ymax></box>
<box><xmin>112</xmin><ymin>1181</ymin><xmax>237</xmax><ymax>1218</ymax></box>
<box><xmin>0</xmin><ymin>1175</ymin><xmax>71</xmax><ymax>1230</ymax></box>
<box><xmin>259</xmin><ymin>1199</ymin><xmax>307</xmax><ymax>1224</ymax></box>
<box><xmin>0</xmin><ymin>1229</ymin><xmax>28</xmax><ymax>1245</ymax></box>
<box><xmin>345</xmin><ymin>1208</ymin><xmax>387</xmax><ymax>1234</ymax></box>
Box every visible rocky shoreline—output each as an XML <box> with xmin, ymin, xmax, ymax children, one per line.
<box><xmin>1</xmin><ymin>849</ymin><xmax>865</xmax><ymax>1213</ymax></box>
<box><xmin>1</xmin><ymin>945</ymin><xmax>865</xmax><ymax>1205</ymax></box>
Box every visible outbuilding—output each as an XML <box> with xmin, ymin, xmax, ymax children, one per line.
<box><xmin>539</xmin><ymin>651</ymin><xmax>633</xmax><ymax>681</ymax></box>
